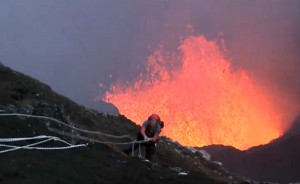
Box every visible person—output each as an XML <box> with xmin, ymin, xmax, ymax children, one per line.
<box><xmin>124</xmin><ymin>113</ymin><xmax>164</xmax><ymax>161</ymax></box>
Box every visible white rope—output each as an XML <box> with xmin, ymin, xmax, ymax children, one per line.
<box><xmin>130</xmin><ymin>140</ymin><xmax>144</xmax><ymax>157</ymax></box>
<box><xmin>49</xmin><ymin>127</ymin><xmax>144</xmax><ymax>157</ymax></box>
<box><xmin>0</xmin><ymin>135</ymin><xmax>87</xmax><ymax>154</ymax></box>
<box><xmin>0</xmin><ymin>142</ymin><xmax>86</xmax><ymax>151</ymax></box>
<box><xmin>0</xmin><ymin>137</ymin><xmax>54</xmax><ymax>154</ymax></box>
<box><xmin>131</xmin><ymin>142</ymin><xmax>135</xmax><ymax>157</ymax></box>
<box><xmin>0</xmin><ymin>135</ymin><xmax>50</xmax><ymax>143</ymax></box>
<box><xmin>0</xmin><ymin>112</ymin><xmax>145</xmax><ymax>156</ymax></box>
<box><xmin>138</xmin><ymin>142</ymin><xmax>142</xmax><ymax>158</ymax></box>
<box><xmin>48</xmin><ymin>127</ymin><xmax>146</xmax><ymax>145</ymax></box>
<box><xmin>0</xmin><ymin>113</ymin><xmax>132</xmax><ymax>139</ymax></box>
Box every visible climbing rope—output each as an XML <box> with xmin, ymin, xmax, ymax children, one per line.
<box><xmin>0</xmin><ymin>113</ymin><xmax>132</xmax><ymax>139</ymax></box>
<box><xmin>48</xmin><ymin>127</ymin><xmax>146</xmax><ymax>145</ymax></box>
<box><xmin>49</xmin><ymin>127</ymin><xmax>145</xmax><ymax>157</ymax></box>
<box><xmin>0</xmin><ymin>135</ymin><xmax>87</xmax><ymax>154</ymax></box>
<box><xmin>0</xmin><ymin>135</ymin><xmax>52</xmax><ymax>143</ymax></box>
<box><xmin>0</xmin><ymin>112</ymin><xmax>146</xmax><ymax>157</ymax></box>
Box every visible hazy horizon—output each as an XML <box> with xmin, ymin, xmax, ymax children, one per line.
<box><xmin>1</xmin><ymin>0</ymin><xmax>300</xmax><ymax>116</ymax></box>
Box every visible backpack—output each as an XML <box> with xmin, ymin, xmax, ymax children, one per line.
<box><xmin>159</xmin><ymin>121</ymin><xmax>164</xmax><ymax>129</ymax></box>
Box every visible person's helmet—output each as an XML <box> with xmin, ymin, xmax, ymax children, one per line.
<box><xmin>148</xmin><ymin>114</ymin><xmax>164</xmax><ymax>129</ymax></box>
<box><xmin>148</xmin><ymin>113</ymin><xmax>160</xmax><ymax>121</ymax></box>
<box><xmin>160</xmin><ymin>121</ymin><xmax>164</xmax><ymax>129</ymax></box>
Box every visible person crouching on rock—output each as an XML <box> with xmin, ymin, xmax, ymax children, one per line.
<box><xmin>124</xmin><ymin>113</ymin><xmax>164</xmax><ymax>161</ymax></box>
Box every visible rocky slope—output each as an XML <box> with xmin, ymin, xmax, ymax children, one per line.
<box><xmin>0</xmin><ymin>63</ymin><xmax>253</xmax><ymax>184</ymax></box>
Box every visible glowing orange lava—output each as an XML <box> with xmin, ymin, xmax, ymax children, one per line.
<box><xmin>101</xmin><ymin>35</ymin><xmax>283</xmax><ymax>150</ymax></box>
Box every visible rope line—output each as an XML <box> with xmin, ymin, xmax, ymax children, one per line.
<box><xmin>0</xmin><ymin>112</ymin><xmax>145</xmax><ymax>157</ymax></box>
<box><xmin>0</xmin><ymin>135</ymin><xmax>87</xmax><ymax>154</ymax></box>
<box><xmin>48</xmin><ymin>127</ymin><xmax>147</xmax><ymax>145</ymax></box>
<box><xmin>0</xmin><ymin>137</ymin><xmax>53</xmax><ymax>154</ymax></box>
<box><xmin>49</xmin><ymin>127</ymin><xmax>145</xmax><ymax>157</ymax></box>
<box><xmin>0</xmin><ymin>113</ymin><xmax>131</xmax><ymax>139</ymax></box>
<box><xmin>0</xmin><ymin>135</ymin><xmax>51</xmax><ymax>143</ymax></box>
<box><xmin>138</xmin><ymin>142</ymin><xmax>142</xmax><ymax>158</ymax></box>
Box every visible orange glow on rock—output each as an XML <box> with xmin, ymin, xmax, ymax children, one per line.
<box><xmin>101</xmin><ymin>35</ymin><xmax>283</xmax><ymax>150</ymax></box>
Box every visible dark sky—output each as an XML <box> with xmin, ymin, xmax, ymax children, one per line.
<box><xmin>1</xmin><ymin>0</ymin><xmax>300</xmax><ymax>113</ymax></box>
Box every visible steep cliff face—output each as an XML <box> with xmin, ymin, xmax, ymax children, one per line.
<box><xmin>0</xmin><ymin>64</ymin><xmax>249</xmax><ymax>184</ymax></box>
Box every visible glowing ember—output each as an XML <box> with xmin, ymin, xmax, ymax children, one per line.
<box><xmin>100</xmin><ymin>35</ymin><xmax>283</xmax><ymax>150</ymax></box>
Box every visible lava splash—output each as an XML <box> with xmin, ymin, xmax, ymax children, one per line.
<box><xmin>100</xmin><ymin>35</ymin><xmax>282</xmax><ymax>150</ymax></box>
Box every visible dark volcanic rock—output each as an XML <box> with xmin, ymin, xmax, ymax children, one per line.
<box><xmin>0</xmin><ymin>64</ymin><xmax>247</xmax><ymax>184</ymax></box>
<box><xmin>202</xmin><ymin>116</ymin><xmax>300</xmax><ymax>183</ymax></box>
